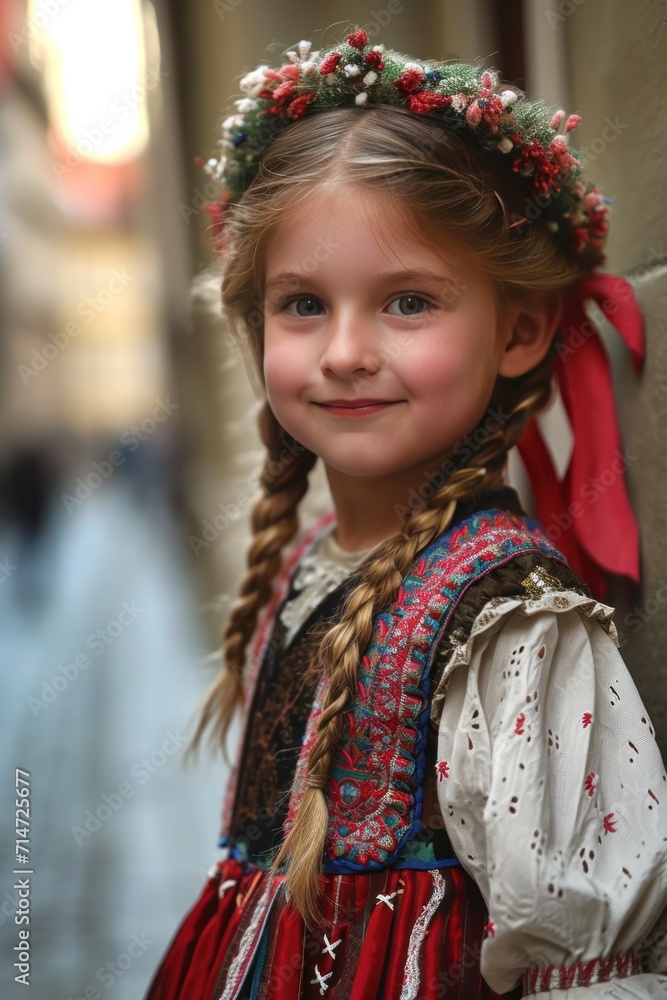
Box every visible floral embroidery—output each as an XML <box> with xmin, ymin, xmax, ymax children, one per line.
<box><xmin>582</xmin><ymin>711</ymin><xmax>593</xmax><ymax>728</ymax></box>
<box><xmin>514</xmin><ymin>712</ymin><xmax>526</xmax><ymax>735</ymax></box>
<box><xmin>437</xmin><ymin>760</ymin><xmax>450</xmax><ymax>780</ymax></box>
<box><xmin>584</xmin><ymin>771</ymin><xmax>597</xmax><ymax>797</ymax></box>
<box><xmin>603</xmin><ymin>813</ymin><xmax>617</xmax><ymax>835</ymax></box>
<box><xmin>485</xmin><ymin>919</ymin><xmax>496</xmax><ymax>937</ymax></box>
<box><xmin>285</xmin><ymin>509</ymin><xmax>568</xmax><ymax>872</ymax></box>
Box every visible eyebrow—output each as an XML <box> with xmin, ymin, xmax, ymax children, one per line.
<box><xmin>264</xmin><ymin>268</ymin><xmax>459</xmax><ymax>289</ymax></box>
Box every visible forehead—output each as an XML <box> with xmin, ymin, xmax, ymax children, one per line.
<box><xmin>264</xmin><ymin>182</ymin><xmax>466</xmax><ymax>287</ymax></box>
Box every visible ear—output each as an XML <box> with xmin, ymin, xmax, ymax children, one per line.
<box><xmin>498</xmin><ymin>292</ymin><xmax>563</xmax><ymax>379</ymax></box>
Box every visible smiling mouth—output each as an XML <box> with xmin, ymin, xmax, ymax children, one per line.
<box><xmin>312</xmin><ymin>400</ymin><xmax>403</xmax><ymax>415</ymax></box>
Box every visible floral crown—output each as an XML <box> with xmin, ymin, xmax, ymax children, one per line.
<box><xmin>197</xmin><ymin>28</ymin><xmax>611</xmax><ymax>270</ymax></box>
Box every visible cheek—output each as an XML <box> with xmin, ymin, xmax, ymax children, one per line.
<box><xmin>263</xmin><ymin>335</ymin><xmax>307</xmax><ymax>415</ymax></box>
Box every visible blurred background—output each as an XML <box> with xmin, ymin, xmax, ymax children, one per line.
<box><xmin>0</xmin><ymin>0</ymin><xmax>665</xmax><ymax>996</ymax></box>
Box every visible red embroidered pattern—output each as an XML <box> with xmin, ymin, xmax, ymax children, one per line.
<box><xmin>521</xmin><ymin>951</ymin><xmax>644</xmax><ymax>993</ymax></box>
<box><xmin>286</xmin><ymin>511</ymin><xmax>568</xmax><ymax>872</ymax></box>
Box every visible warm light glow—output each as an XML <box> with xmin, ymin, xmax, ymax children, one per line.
<box><xmin>28</xmin><ymin>0</ymin><xmax>158</xmax><ymax>164</ymax></box>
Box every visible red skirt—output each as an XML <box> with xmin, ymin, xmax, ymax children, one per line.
<box><xmin>143</xmin><ymin>857</ymin><xmax>522</xmax><ymax>1000</ymax></box>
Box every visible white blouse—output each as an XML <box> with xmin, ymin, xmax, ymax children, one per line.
<box><xmin>434</xmin><ymin>585</ymin><xmax>667</xmax><ymax>998</ymax></box>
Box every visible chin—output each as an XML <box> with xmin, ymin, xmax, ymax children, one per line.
<box><xmin>322</xmin><ymin>454</ymin><xmax>405</xmax><ymax>479</ymax></box>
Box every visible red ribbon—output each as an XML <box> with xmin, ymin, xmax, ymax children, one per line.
<box><xmin>517</xmin><ymin>273</ymin><xmax>644</xmax><ymax>600</ymax></box>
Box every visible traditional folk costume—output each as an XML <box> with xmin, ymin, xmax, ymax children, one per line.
<box><xmin>145</xmin><ymin>27</ymin><xmax>667</xmax><ymax>1000</ymax></box>
<box><xmin>143</xmin><ymin>487</ymin><xmax>667</xmax><ymax>1000</ymax></box>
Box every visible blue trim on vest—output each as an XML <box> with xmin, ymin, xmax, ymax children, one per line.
<box><xmin>319</xmin><ymin>508</ymin><xmax>568</xmax><ymax>874</ymax></box>
<box><xmin>322</xmin><ymin>855</ymin><xmax>461</xmax><ymax>873</ymax></box>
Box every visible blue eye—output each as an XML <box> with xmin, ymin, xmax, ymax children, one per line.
<box><xmin>387</xmin><ymin>295</ymin><xmax>434</xmax><ymax>316</ymax></box>
<box><xmin>277</xmin><ymin>293</ymin><xmax>435</xmax><ymax>317</ymax></box>
<box><xmin>281</xmin><ymin>296</ymin><xmax>323</xmax><ymax>317</ymax></box>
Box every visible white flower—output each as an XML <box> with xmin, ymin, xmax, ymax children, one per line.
<box><xmin>300</xmin><ymin>60</ymin><xmax>317</xmax><ymax>76</ymax></box>
<box><xmin>355</xmin><ymin>91</ymin><xmax>368</xmax><ymax>105</ymax></box>
<box><xmin>497</xmin><ymin>136</ymin><xmax>514</xmax><ymax>153</ymax></box>
<box><xmin>344</xmin><ymin>63</ymin><xmax>361</xmax><ymax>78</ymax></box>
<box><xmin>204</xmin><ymin>156</ymin><xmax>227</xmax><ymax>180</ymax></box>
<box><xmin>371</xmin><ymin>44</ymin><xmax>384</xmax><ymax>53</ymax></box>
<box><xmin>222</xmin><ymin>113</ymin><xmax>244</xmax><ymax>132</ymax></box>
<box><xmin>285</xmin><ymin>50</ymin><xmax>298</xmax><ymax>63</ymax></box>
<box><xmin>298</xmin><ymin>39</ymin><xmax>312</xmax><ymax>58</ymax></box>
<box><xmin>234</xmin><ymin>97</ymin><xmax>257</xmax><ymax>113</ymax></box>
<box><xmin>403</xmin><ymin>60</ymin><xmax>423</xmax><ymax>73</ymax></box>
<box><xmin>500</xmin><ymin>89</ymin><xmax>519</xmax><ymax>107</ymax></box>
<box><xmin>239</xmin><ymin>65</ymin><xmax>270</xmax><ymax>97</ymax></box>
<box><xmin>363</xmin><ymin>70</ymin><xmax>378</xmax><ymax>86</ymax></box>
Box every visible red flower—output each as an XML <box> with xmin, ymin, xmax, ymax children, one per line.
<box><xmin>272</xmin><ymin>79</ymin><xmax>296</xmax><ymax>101</ymax></box>
<box><xmin>395</xmin><ymin>68</ymin><xmax>424</xmax><ymax>94</ymax></box>
<box><xmin>466</xmin><ymin>101</ymin><xmax>482</xmax><ymax>127</ymax></box>
<box><xmin>364</xmin><ymin>49</ymin><xmax>384</xmax><ymax>70</ymax></box>
<box><xmin>484</xmin><ymin>919</ymin><xmax>496</xmax><ymax>937</ymax></box>
<box><xmin>478</xmin><ymin>94</ymin><xmax>504</xmax><ymax>131</ymax></box>
<box><xmin>512</xmin><ymin>138</ymin><xmax>561</xmax><ymax>197</ymax></box>
<box><xmin>571</xmin><ymin>226</ymin><xmax>590</xmax><ymax>255</ymax></box>
<box><xmin>346</xmin><ymin>29</ymin><xmax>369</xmax><ymax>50</ymax></box>
<box><xmin>582</xmin><ymin>712</ymin><xmax>593</xmax><ymax>728</ymax></box>
<box><xmin>319</xmin><ymin>52</ymin><xmax>342</xmax><ymax>75</ymax></box>
<box><xmin>437</xmin><ymin>760</ymin><xmax>450</xmax><ymax>781</ymax></box>
<box><xmin>407</xmin><ymin>92</ymin><xmax>452</xmax><ymax>114</ymax></box>
<box><xmin>514</xmin><ymin>712</ymin><xmax>526</xmax><ymax>735</ymax></box>
<box><xmin>286</xmin><ymin>92</ymin><xmax>317</xmax><ymax>119</ymax></box>
<box><xmin>265</xmin><ymin>65</ymin><xmax>300</xmax><ymax>83</ymax></box>
<box><xmin>549</xmin><ymin>135</ymin><xmax>578</xmax><ymax>170</ymax></box>
<box><xmin>584</xmin><ymin>771</ymin><xmax>597</xmax><ymax>797</ymax></box>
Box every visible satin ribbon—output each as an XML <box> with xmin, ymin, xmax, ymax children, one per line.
<box><xmin>517</xmin><ymin>273</ymin><xmax>645</xmax><ymax>600</ymax></box>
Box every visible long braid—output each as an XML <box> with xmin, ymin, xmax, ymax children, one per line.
<box><xmin>267</xmin><ymin>353</ymin><xmax>555</xmax><ymax>929</ymax></box>
<box><xmin>183</xmin><ymin>402</ymin><xmax>317</xmax><ymax>766</ymax></box>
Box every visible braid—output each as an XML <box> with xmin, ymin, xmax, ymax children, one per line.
<box><xmin>183</xmin><ymin>402</ymin><xmax>317</xmax><ymax>766</ymax></box>
<box><xmin>267</xmin><ymin>351</ymin><xmax>555</xmax><ymax>929</ymax></box>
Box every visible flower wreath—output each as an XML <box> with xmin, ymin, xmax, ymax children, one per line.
<box><xmin>196</xmin><ymin>27</ymin><xmax>610</xmax><ymax>270</ymax></box>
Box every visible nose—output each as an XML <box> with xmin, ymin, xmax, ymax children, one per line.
<box><xmin>319</xmin><ymin>308</ymin><xmax>381</xmax><ymax>377</ymax></box>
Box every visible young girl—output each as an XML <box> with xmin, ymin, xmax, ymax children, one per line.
<box><xmin>143</xmin><ymin>28</ymin><xmax>667</xmax><ymax>1000</ymax></box>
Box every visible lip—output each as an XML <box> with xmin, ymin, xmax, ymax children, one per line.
<box><xmin>316</xmin><ymin>398</ymin><xmax>398</xmax><ymax>406</ymax></box>
<box><xmin>312</xmin><ymin>399</ymin><xmax>403</xmax><ymax>417</ymax></box>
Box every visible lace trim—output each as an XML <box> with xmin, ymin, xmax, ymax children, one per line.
<box><xmin>399</xmin><ymin>869</ymin><xmax>448</xmax><ymax>1000</ymax></box>
<box><xmin>430</xmin><ymin>583</ymin><xmax>619</xmax><ymax>724</ymax></box>
<box><xmin>279</xmin><ymin>527</ymin><xmax>369</xmax><ymax>647</ymax></box>
<box><xmin>521</xmin><ymin>950</ymin><xmax>643</xmax><ymax>993</ymax></box>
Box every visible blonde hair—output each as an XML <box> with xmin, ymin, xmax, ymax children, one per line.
<box><xmin>184</xmin><ymin>104</ymin><xmax>583</xmax><ymax>928</ymax></box>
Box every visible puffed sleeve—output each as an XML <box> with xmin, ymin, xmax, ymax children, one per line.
<box><xmin>434</xmin><ymin>589</ymin><xmax>667</xmax><ymax>999</ymax></box>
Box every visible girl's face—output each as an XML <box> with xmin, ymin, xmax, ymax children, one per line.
<box><xmin>263</xmin><ymin>183</ymin><xmax>511</xmax><ymax>483</ymax></box>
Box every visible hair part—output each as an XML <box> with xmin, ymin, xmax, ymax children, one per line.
<box><xmin>184</xmin><ymin>103</ymin><xmax>580</xmax><ymax>928</ymax></box>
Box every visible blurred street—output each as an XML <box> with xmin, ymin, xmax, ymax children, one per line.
<box><xmin>0</xmin><ymin>470</ymin><xmax>231</xmax><ymax>999</ymax></box>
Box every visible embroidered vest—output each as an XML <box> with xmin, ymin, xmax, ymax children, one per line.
<box><xmin>219</xmin><ymin>505</ymin><xmax>570</xmax><ymax>875</ymax></box>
